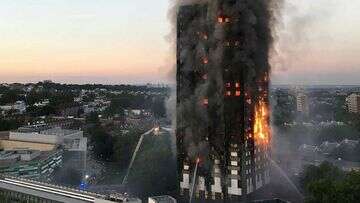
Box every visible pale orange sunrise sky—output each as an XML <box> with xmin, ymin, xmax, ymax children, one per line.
<box><xmin>0</xmin><ymin>0</ymin><xmax>359</xmax><ymax>85</ymax></box>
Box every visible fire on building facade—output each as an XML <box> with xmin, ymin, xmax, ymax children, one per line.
<box><xmin>176</xmin><ymin>0</ymin><xmax>272</xmax><ymax>201</ymax></box>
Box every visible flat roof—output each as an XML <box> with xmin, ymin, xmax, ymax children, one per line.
<box><xmin>40</xmin><ymin>128</ymin><xmax>80</xmax><ymax>136</ymax></box>
<box><xmin>0</xmin><ymin>149</ymin><xmax>62</xmax><ymax>168</ymax></box>
<box><xmin>12</xmin><ymin>127</ymin><xmax>82</xmax><ymax>137</ymax></box>
<box><xmin>17</xmin><ymin>124</ymin><xmax>51</xmax><ymax>133</ymax></box>
<box><xmin>149</xmin><ymin>195</ymin><xmax>176</xmax><ymax>202</ymax></box>
<box><xmin>0</xmin><ymin>131</ymin><xmax>9</xmax><ymax>140</ymax></box>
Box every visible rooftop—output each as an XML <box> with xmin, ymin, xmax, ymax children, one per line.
<box><xmin>40</xmin><ymin>127</ymin><xmax>80</xmax><ymax>136</ymax></box>
<box><xmin>149</xmin><ymin>195</ymin><xmax>177</xmax><ymax>203</ymax></box>
<box><xmin>0</xmin><ymin>131</ymin><xmax>9</xmax><ymax>140</ymax></box>
<box><xmin>0</xmin><ymin>149</ymin><xmax>61</xmax><ymax>168</ymax></box>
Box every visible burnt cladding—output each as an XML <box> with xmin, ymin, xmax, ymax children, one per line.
<box><xmin>176</xmin><ymin>0</ymin><xmax>271</xmax><ymax>201</ymax></box>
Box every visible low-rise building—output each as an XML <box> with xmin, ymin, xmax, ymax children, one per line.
<box><xmin>298</xmin><ymin>144</ymin><xmax>319</xmax><ymax>160</ymax></box>
<box><xmin>0</xmin><ymin>139</ymin><xmax>57</xmax><ymax>151</ymax></box>
<box><xmin>83</xmin><ymin>99</ymin><xmax>110</xmax><ymax>115</ymax></box>
<box><xmin>33</xmin><ymin>99</ymin><xmax>50</xmax><ymax>107</ymax></box>
<box><xmin>1</xmin><ymin>125</ymin><xmax>88</xmax><ymax>181</ymax></box>
<box><xmin>0</xmin><ymin>101</ymin><xmax>26</xmax><ymax>115</ymax></box>
<box><xmin>0</xmin><ymin>176</ymin><xmax>142</xmax><ymax>203</ymax></box>
<box><xmin>9</xmin><ymin>127</ymin><xmax>84</xmax><ymax>145</ymax></box>
<box><xmin>148</xmin><ymin>195</ymin><xmax>177</xmax><ymax>203</ymax></box>
<box><xmin>337</xmin><ymin>139</ymin><xmax>359</xmax><ymax>151</ymax></box>
<box><xmin>318</xmin><ymin>141</ymin><xmax>339</xmax><ymax>155</ymax></box>
<box><xmin>0</xmin><ymin>149</ymin><xmax>62</xmax><ymax>180</ymax></box>
<box><xmin>60</xmin><ymin>106</ymin><xmax>80</xmax><ymax>117</ymax></box>
<box><xmin>1</xmin><ymin>125</ymin><xmax>86</xmax><ymax>152</ymax></box>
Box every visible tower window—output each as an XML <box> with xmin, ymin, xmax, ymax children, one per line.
<box><xmin>218</xmin><ymin>17</ymin><xmax>224</xmax><ymax>23</ymax></box>
<box><xmin>203</xmin><ymin>58</ymin><xmax>209</xmax><ymax>64</ymax></box>
<box><xmin>203</xmin><ymin>99</ymin><xmax>209</xmax><ymax>106</ymax></box>
<box><xmin>203</xmin><ymin>74</ymin><xmax>208</xmax><ymax>80</ymax></box>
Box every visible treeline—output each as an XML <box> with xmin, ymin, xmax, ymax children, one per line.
<box><xmin>85</xmin><ymin>113</ymin><xmax>115</xmax><ymax>161</ymax></box>
<box><xmin>301</xmin><ymin>162</ymin><xmax>360</xmax><ymax>203</ymax></box>
<box><xmin>278</xmin><ymin>124</ymin><xmax>360</xmax><ymax>147</ymax></box>
<box><xmin>26</xmin><ymin>90</ymin><xmax>78</xmax><ymax>117</ymax></box>
<box><xmin>104</xmin><ymin>94</ymin><xmax>167</xmax><ymax>118</ymax></box>
<box><xmin>85</xmin><ymin>113</ymin><xmax>153</xmax><ymax>164</ymax></box>
<box><xmin>0</xmin><ymin>88</ymin><xmax>25</xmax><ymax>105</ymax></box>
<box><xmin>127</xmin><ymin>129</ymin><xmax>177</xmax><ymax>198</ymax></box>
<box><xmin>0</xmin><ymin>118</ymin><xmax>23</xmax><ymax>131</ymax></box>
<box><xmin>85</xmin><ymin>112</ymin><xmax>177</xmax><ymax>198</ymax></box>
<box><xmin>272</xmin><ymin>89</ymin><xmax>296</xmax><ymax>126</ymax></box>
<box><xmin>1</xmin><ymin>82</ymin><xmax>169</xmax><ymax>94</ymax></box>
<box><xmin>272</xmin><ymin>90</ymin><xmax>360</xmax><ymax>128</ymax></box>
<box><xmin>1</xmin><ymin>83</ymin><xmax>168</xmax><ymax>118</ymax></box>
<box><xmin>36</xmin><ymin>81</ymin><xmax>169</xmax><ymax>92</ymax></box>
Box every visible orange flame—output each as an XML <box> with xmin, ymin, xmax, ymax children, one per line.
<box><xmin>203</xmin><ymin>98</ymin><xmax>209</xmax><ymax>106</ymax></box>
<box><xmin>254</xmin><ymin>100</ymin><xmax>270</xmax><ymax>145</ymax></box>
<box><xmin>203</xmin><ymin>58</ymin><xmax>209</xmax><ymax>64</ymax></box>
<box><xmin>218</xmin><ymin>17</ymin><xmax>224</xmax><ymax>23</ymax></box>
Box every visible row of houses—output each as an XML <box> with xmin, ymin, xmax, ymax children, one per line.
<box><xmin>299</xmin><ymin>139</ymin><xmax>359</xmax><ymax>157</ymax></box>
<box><xmin>0</xmin><ymin>101</ymin><xmax>26</xmax><ymax>116</ymax></box>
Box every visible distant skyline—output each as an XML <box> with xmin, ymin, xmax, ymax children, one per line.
<box><xmin>0</xmin><ymin>0</ymin><xmax>359</xmax><ymax>85</ymax></box>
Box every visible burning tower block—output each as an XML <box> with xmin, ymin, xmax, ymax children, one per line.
<box><xmin>176</xmin><ymin>0</ymin><xmax>272</xmax><ymax>201</ymax></box>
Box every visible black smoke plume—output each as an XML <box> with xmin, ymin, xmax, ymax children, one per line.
<box><xmin>169</xmin><ymin>0</ymin><xmax>282</xmax><ymax>161</ymax></box>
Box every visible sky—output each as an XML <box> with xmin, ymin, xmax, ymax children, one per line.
<box><xmin>0</xmin><ymin>0</ymin><xmax>359</xmax><ymax>85</ymax></box>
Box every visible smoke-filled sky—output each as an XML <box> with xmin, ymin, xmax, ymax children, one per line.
<box><xmin>0</xmin><ymin>0</ymin><xmax>359</xmax><ymax>85</ymax></box>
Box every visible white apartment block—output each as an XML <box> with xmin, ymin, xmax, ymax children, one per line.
<box><xmin>296</xmin><ymin>93</ymin><xmax>309</xmax><ymax>114</ymax></box>
<box><xmin>346</xmin><ymin>93</ymin><xmax>360</xmax><ymax>114</ymax></box>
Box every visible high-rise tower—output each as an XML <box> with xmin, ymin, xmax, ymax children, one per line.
<box><xmin>176</xmin><ymin>0</ymin><xmax>272</xmax><ymax>201</ymax></box>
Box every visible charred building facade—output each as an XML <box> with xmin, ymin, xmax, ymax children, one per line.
<box><xmin>176</xmin><ymin>0</ymin><xmax>272</xmax><ymax>201</ymax></box>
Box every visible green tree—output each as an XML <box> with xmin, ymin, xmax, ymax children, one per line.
<box><xmin>301</xmin><ymin>162</ymin><xmax>360</xmax><ymax>203</ymax></box>
<box><xmin>0</xmin><ymin>119</ymin><xmax>22</xmax><ymax>131</ymax></box>
<box><xmin>0</xmin><ymin>89</ymin><xmax>22</xmax><ymax>105</ymax></box>
<box><xmin>272</xmin><ymin>91</ymin><xmax>296</xmax><ymax>127</ymax></box>
<box><xmin>86</xmin><ymin>112</ymin><xmax>100</xmax><ymax>124</ymax></box>
<box><xmin>301</xmin><ymin>162</ymin><xmax>344</xmax><ymax>186</ymax></box>
<box><xmin>113</xmin><ymin>129</ymin><xmax>143</xmax><ymax>166</ymax></box>
<box><xmin>151</xmin><ymin>97</ymin><xmax>166</xmax><ymax>118</ymax></box>
<box><xmin>86</xmin><ymin>112</ymin><xmax>115</xmax><ymax>161</ymax></box>
<box><xmin>350</xmin><ymin>115</ymin><xmax>360</xmax><ymax>132</ymax></box>
<box><xmin>89</xmin><ymin>126</ymin><xmax>114</xmax><ymax>161</ymax></box>
<box><xmin>26</xmin><ymin>105</ymin><xmax>56</xmax><ymax>117</ymax></box>
<box><xmin>104</xmin><ymin>99</ymin><xmax>125</xmax><ymax>118</ymax></box>
<box><xmin>127</xmin><ymin>132</ymin><xmax>177</xmax><ymax>197</ymax></box>
<box><xmin>49</xmin><ymin>91</ymin><xmax>75</xmax><ymax>109</ymax></box>
<box><xmin>316</xmin><ymin>125</ymin><xmax>360</xmax><ymax>143</ymax></box>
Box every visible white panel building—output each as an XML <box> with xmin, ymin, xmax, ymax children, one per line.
<box><xmin>346</xmin><ymin>93</ymin><xmax>360</xmax><ymax>114</ymax></box>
